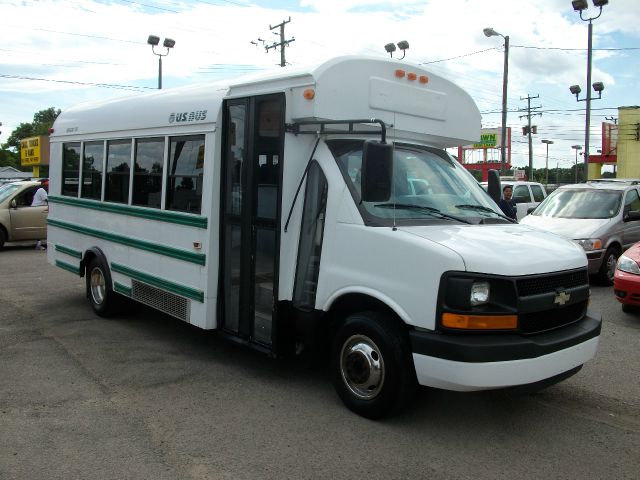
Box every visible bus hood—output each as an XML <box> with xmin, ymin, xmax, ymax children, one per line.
<box><xmin>398</xmin><ymin>224</ymin><xmax>587</xmax><ymax>276</ymax></box>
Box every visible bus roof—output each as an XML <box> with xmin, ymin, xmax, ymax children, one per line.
<box><xmin>51</xmin><ymin>55</ymin><xmax>480</xmax><ymax>147</ymax></box>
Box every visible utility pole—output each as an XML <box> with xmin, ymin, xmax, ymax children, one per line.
<box><xmin>265</xmin><ymin>17</ymin><xmax>295</xmax><ymax>67</ymax></box>
<box><xmin>519</xmin><ymin>94</ymin><xmax>542</xmax><ymax>181</ymax></box>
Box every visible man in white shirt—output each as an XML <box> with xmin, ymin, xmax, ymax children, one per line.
<box><xmin>31</xmin><ymin>180</ymin><xmax>48</xmax><ymax>249</ymax></box>
<box><xmin>31</xmin><ymin>181</ymin><xmax>49</xmax><ymax>207</ymax></box>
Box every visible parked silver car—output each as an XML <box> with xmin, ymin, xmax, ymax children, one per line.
<box><xmin>520</xmin><ymin>182</ymin><xmax>640</xmax><ymax>284</ymax></box>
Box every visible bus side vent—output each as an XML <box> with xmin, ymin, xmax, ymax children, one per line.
<box><xmin>131</xmin><ymin>280</ymin><xmax>190</xmax><ymax>321</ymax></box>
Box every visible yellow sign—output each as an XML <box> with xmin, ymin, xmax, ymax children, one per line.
<box><xmin>473</xmin><ymin>133</ymin><xmax>498</xmax><ymax>148</ymax></box>
<box><xmin>20</xmin><ymin>135</ymin><xmax>50</xmax><ymax>166</ymax></box>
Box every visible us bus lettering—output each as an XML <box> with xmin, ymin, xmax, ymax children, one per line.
<box><xmin>169</xmin><ymin>110</ymin><xmax>207</xmax><ymax>123</ymax></box>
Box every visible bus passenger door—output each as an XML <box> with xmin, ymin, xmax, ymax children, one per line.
<box><xmin>220</xmin><ymin>94</ymin><xmax>284</xmax><ymax>350</ymax></box>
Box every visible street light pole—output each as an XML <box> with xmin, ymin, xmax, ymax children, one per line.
<box><xmin>147</xmin><ymin>35</ymin><xmax>175</xmax><ymax>89</ymax></box>
<box><xmin>541</xmin><ymin>139</ymin><xmax>554</xmax><ymax>185</ymax></box>
<box><xmin>483</xmin><ymin>27</ymin><xmax>509</xmax><ymax>175</ymax></box>
<box><xmin>570</xmin><ymin>0</ymin><xmax>607</xmax><ymax>181</ymax></box>
<box><xmin>572</xmin><ymin>145</ymin><xmax>582</xmax><ymax>183</ymax></box>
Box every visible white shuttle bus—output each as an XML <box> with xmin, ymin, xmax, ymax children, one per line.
<box><xmin>47</xmin><ymin>56</ymin><xmax>601</xmax><ymax>418</ymax></box>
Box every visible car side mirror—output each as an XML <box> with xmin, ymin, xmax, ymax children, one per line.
<box><xmin>10</xmin><ymin>199</ymin><xmax>17</xmax><ymax>209</ymax></box>
<box><xmin>624</xmin><ymin>210</ymin><xmax>640</xmax><ymax>222</ymax></box>
<box><xmin>361</xmin><ymin>140</ymin><xmax>393</xmax><ymax>202</ymax></box>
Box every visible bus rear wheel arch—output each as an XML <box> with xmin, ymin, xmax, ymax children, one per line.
<box><xmin>330</xmin><ymin>310</ymin><xmax>417</xmax><ymax>419</ymax></box>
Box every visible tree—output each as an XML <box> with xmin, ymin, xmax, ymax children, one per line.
<box><xmin>1</xmin><ymin>107</ymin><xmax>61</xmax><ymax>153</ymax></box>
<box><xmin>0</xmin><ymin>148</ymin><xmax>19</xmax><ymax>168</ymax></box>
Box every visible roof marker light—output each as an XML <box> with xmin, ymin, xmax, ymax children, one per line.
<box><xmin>395</xmin><ymin>69</ymin><xmax>406</xmax><ymax>78</ymax></box>
<box><xmin>419</xmin><ymin>75</ymin><xmax>429</xmax><ymax>84</ymax></box>
<box><xmin>303</xmin><ymin>88</ymin><xmax>315</xmax><ymax>100</ymax></box>
<box><xmin>407</xmin><ymin>72</ymin><xmax>417</xmax><ymax>81</ymax></box>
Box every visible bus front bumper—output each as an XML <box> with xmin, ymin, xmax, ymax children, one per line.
<box><xmin>409</xmin><ymin>313</ymin><xmax>601</xmax><ymax>391</ymax></box>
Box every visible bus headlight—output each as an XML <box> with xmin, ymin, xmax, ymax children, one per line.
<box><xmin>470</xmin><ymin>281</ymin><xmax>490</xmax><ymax>306</ymax></box>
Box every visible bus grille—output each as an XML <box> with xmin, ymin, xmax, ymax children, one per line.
<box><xmin>516</xmin><ymin>269</ymin><xmax>589</xmax><ymax>297</ymax></box>
<box><xmin>132</xmin><ymin>280</ymin><xmax>190</xmax><ymax>321</ymax></box>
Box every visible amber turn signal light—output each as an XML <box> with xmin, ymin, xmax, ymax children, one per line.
<box><xmin>442</xmin><ymin>313</ymin><xmax>518</xmax><ymax>330</ymax></box>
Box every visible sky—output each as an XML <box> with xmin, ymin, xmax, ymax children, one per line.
<box><xmin>1</xmin><ymin>0</ymin><xmax>639</xmax><ymax>171</ymax></box>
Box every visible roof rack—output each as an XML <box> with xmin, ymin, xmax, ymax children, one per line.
<box><xmin>286</xmin><ymin>118</ymin><xmax>389</xmax><ymax>143</ymax></box>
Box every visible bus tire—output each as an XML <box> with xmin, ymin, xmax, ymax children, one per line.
<box><xmin>86</xmin><ymin>256</ymin><xmax>118</xmax><ymax>317</ymax></box>
<box><xmin>331</xmin><ymin>311</ymin><xmax>416</xmax><ymax>419</ymax></box>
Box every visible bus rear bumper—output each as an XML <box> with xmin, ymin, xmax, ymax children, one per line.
<box><xmin>410</xmin><ymin>314</ymin><xmax>601</xmax><ymax>391</ymax></box>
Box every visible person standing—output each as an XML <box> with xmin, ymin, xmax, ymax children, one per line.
<box><xmin>498</xmin><ymin>185</ymin><xmax>517</xmax><ymax>221</ymax></box>
<box><xmin>31</xmin><ymin>180</ymin><xmax>49</xmax><ymax>250</ymax></box>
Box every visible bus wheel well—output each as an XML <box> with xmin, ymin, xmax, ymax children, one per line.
<box><xmin>327</xmin><ymin>293</ymin><xmax>407</xmax><ymax>333</ymax></box>
<box><xmin>80</xmin><ymin>247</ymin><xmax>107</xmax><ymax>279</ymax></box>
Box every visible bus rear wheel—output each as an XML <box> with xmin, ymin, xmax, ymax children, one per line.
<box><xmin>331</xmin><ymin>311</ymin><xmax>416</xmax><ymax>419</ymax></box>
<box><xmin>86</xmin><ymin>257</ymin><xmax>118</xmax><ymax>317</ymax></box>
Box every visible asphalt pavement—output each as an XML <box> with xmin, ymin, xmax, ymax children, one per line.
<box><xmin>1</xmin><ymin>245</ymin><xmax>639</xmax><ymax>480</ymax></box>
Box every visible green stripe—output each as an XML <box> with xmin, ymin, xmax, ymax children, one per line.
<box><xmin>47</xmin><ymin>218</ymin><xmax>206</xmax><ymax>266</ymax></box>
<box><xmin>55</xmin><ymin>259</ymin><xmax>80</xmax><ymax>275</ymax></box>
<box><xmin>48</xmin><ymin>195</ymin><xmax>208</xmax><ymax>229</ymax></box>
<box><xmin>114</xmin><ymin>282</ymin><xmax>132</xmax><ymax>297</ymax></box>
<box><xmin>111</xmin><ymin>262</ymin><xmax>204</xmax><ymax>303</ymax></box>
<box><xmin>55</xmin><ymin>244</ymin><xmax>82</xmax><ymax>259</ymax></box>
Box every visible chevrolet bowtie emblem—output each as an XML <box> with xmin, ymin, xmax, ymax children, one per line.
<box><xmin>554</xmin><ymin>291</ymin><xmax>570</xmax><ymax>306</ymax></box>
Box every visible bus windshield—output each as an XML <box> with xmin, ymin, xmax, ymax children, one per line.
<box><xmin>328</xmin><ymin>140</ymin><xmax>506</xmax><ymax>224</ymax></box>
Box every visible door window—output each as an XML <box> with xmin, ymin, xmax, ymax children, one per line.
<box><xmin>512</xmin><ymin>185</ymin><xmax>531</xmax><ymax>204</ymax></box>
<box><xmin>531</xmin><ymin>185</ymin><xmax>545</xmax><ymax>202</ymax></box>
<box><xmin>624</xmin><ymin>189</ymin><xmax>640</xmax><ymax>213</ymax></box>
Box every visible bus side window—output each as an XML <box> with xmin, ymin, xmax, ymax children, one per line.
<box><xmin>166</xmin><ymin>135</ymin><xmax>205</xmax><ymax>214</ymax></box>
<box><xmin>293</xmin><ymin>162</ymin><xmax>328</xmax><ymax>310</ymax></box>
<box><xmin>62</xmin><ymin>143</ymin><xmax>81</xmax><ymax>197</ymax></box>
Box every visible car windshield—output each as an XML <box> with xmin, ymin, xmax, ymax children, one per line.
<box><xmin>0</xmin><ymin>184</ymin><xmax>20</xmax><ymax>204</ymax></box>
<box><xmin>328</xmin><ymin>140</ymin><xmax>506</xmax><ymax>224</ymax></box>
<box><xmin>533</xmin><ymin>189</ymin><xmax>622</xmax><ymax>219</ymax></box>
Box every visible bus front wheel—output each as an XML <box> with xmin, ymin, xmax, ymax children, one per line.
<box><xmin>86</xmin><ymin>257</ymin><xmax>118</xmax><ymax>317</ymax></box>
<box><xmin>331</xmin><ymin>311</ymin><xmax>416</xmax><ymax>419</ymax></box>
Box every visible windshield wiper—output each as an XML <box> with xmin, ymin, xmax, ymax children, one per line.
<box><xmin>374</xmin><ymin>203</ymin><xmax>472</xmax><ymax>224</ymax></box>
<box><xmin>455</xmin><ymin>204</ymin><xmax>515</xmax><ymax>223</ymax></box>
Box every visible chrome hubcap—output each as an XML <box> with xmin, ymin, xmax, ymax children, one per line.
<box><xmin>340</xmin><ymin>334</ymin><xmax>384</xmax><ymax>400</ymax></box>
<box><xmin>90</xmin><ymin>267</ymin><xmax>106</xmax><ymax>305</ymax></box>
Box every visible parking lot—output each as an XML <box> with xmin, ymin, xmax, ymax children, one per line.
<box><xmin>1</xmin><ymin>245</ymin><xmax>639</xmax><ymax>480</ymax></box>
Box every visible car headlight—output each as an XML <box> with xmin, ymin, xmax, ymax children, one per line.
<box><xmin>470</xmin><ymin>281</ymin><xmax>490</xmax><ymax>306</ymax></box>
<box><xmin>575</xmin><ymin>238</ymin><xmax>603</xmax><ymax>251</ymax></box>
<box><xmin>616</xmin><ymin>255</ymin><xmax>640</xmax><ymax>275</ymax></box>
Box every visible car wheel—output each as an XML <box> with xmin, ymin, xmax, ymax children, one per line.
<box><xmin>86</xmin><ymin>257</ymin><xmax>118</xmax><ymax>317</ymax></box>
<box><xmin>331</xmin><ymin>311</ymin><xmax>416</xmax><ymax>419</ymax></box>
<box><xmin>0</xmin><ymin>228</ymin><xmax>6</xmax><ymax>250</ymax></box>
<box><xmin>622</xmin><ymin>304</ymin><xmax>638</xmax><ymax>314</ymax></box>
<box><xmin>598</xmin><ymin>247</ymin><xmax>619</xmax><ymax>286</ymax></box>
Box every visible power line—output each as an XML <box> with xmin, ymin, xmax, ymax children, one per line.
<box><xmin>0</xmin><ymin>74</ymin><xmax>153</xmax><ymax>91</ymax></box>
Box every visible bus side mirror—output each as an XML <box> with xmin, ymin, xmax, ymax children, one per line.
<box><xmin>361</xmin><ymin>140</ymin><xmax>393</xmax><ymax>202</ymax></box>
<box><xmin>487</xmin><ymin>169</ymin><xmax>501</xmax><ymax>205</ymax></box>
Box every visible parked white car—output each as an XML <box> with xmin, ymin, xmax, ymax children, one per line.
<box><xmin>481</xmin><ymin>180</ymin><xmax>547</xmax><ymax>221</ymax></box>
